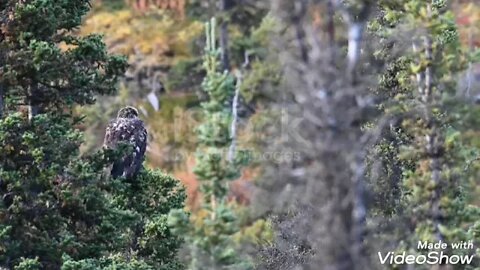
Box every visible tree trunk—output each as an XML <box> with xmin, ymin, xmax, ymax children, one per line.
<box><xmin>219</xmin><ymin>0</ymin><xmax>233</xmax><ymax>70</ymax></box>
<box><xmin>0</xmin><ymin>84</ymin><xmax>4</xmax><ymax>118</ymax></box>
<box><xmin>265</xmin><ymin>1</ymin><xmax>373</xmax><ymax>269</ymax></box>
<box><xmin>28</xmin><ymin>104</ymin><xmax>39</xmax><ymax>120</ymax></box>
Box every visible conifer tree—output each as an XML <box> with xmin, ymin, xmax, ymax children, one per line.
<box><xmin>370</xmin><ymin>1</ymin><xmax>480</xmax><ymax>268</ymax></box>
<box><xmin>0</xmin><ymin>1</ymin><xmax>186</xmax><ymax>269</ymax></box>
<box><xmin>168</xmin><ymin>18</ymin><xmax>249</xmax><ymax>269</ymax></box>
<box><xmin>402</xmin><ymin>1</ymin><xmax>479</xmax><ymax>263</ymax></box>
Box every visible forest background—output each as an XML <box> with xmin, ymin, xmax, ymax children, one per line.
<box><xmin>2</xmin><ymin>0</ymin><xmax>480</xmax><ymax>269</ymax></box>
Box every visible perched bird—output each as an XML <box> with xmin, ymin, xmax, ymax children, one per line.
<box><xmin>104</xmin><ymin>106</ymin><xmax>147</xmax><ymax>180</ymax></box>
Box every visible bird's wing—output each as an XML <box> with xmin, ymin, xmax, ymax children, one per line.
<box><xmin>103</xmin><ymin>119</ymin><xmax>120</xmax><ymax>149</ymax></box>
<box><xmin>104</xmin><ymin>118</ymin><xmax>139</xmax><ymax>148</ymax></box>
<box><xmin>124</xmin><ymin>118</ymin><xmax>147</xmax><ymax>178</ymax></box>
<box><xmin>104</xmin><ymin>119</ymin><xmax>127</xmax><ymax>178</ymax></box>
<box><xmin>104</xmin><ymin>118</ymin><xmax>147</xmax><ymax>179</ymax></box>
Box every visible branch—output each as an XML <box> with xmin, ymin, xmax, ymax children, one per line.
<box><xmin>464</xmin><ymin>156</ymin><xmax>480</xmax><ymax>172</ymax></box>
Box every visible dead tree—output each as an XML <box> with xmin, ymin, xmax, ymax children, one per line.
<box><xmin>255</xmin><ymin>0</ymin><xmax>376</xmax><ymax>269</ymax></box>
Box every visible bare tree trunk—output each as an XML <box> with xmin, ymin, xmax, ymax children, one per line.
<box><xmin>219</xmin><ymin>0</ymin><xmax>233</xmax><ymax>71</ymax></box>
<box><xmin>264</xmin><ymin>1</ymin><xmax>373</xmax><ymax>269</ymax></box>
<box><xmin>228</xmin><ymin>70</ymin><xmax>241</xmax><ymax>163</ymax></box>
<box><xmin>326</xmin><ymin>0</ymin><xmax>335</xmax><ymax>46</ymax></box>
<box><xmin>28</xmin><ymin>85</ymin><xmax>39</xmax><ymax>121</ymax></box>
<box><xmin>335</xmin><ymin>1</ymin><xmax>370</xmax><ymax>83</ymax></box>
<box><xmin>0</xmin><ymin>84</ymin><xmax>4</xmax><ymax>118</ymax></box>
<box><xmin>351</xmin><ymin>148</ymin><xmax>367</xmax><ymax>264</ymax></box>
<box><xmin>28</xmin><ymin>105</ymin><xmax>39</xmax><ymax>121</ymax></box>
<box><xmin>465</xmin><ymin>26</ymin><xmax>474</xmax><ymax>97</ymax></box>
<box><xmin>326</xmin><ymin>0</ymin><xmax>336</xmax><ymax>65</ymax></box>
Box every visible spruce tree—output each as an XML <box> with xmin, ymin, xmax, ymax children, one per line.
<box><xmin>402</xmin><ymin>1</ymin><xmax>479</xmax><ymax>264</ymax></box>
<box><xmin>0</xmin><ymin>1</ymin><xmax>186</xmax><ymax>269</ymax></box>
<box><xmin>370</xmin><ymin>1</ymin><xmax>480</xmax><ymax>268</ymax></box>
<box><xmin>168</xmin><ymin>18</ymin><xmax>249</xmax><ymax>269</ymax></box>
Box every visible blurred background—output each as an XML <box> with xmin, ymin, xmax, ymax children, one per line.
<box><xmin>77</xmin><ymin>0</ymin><xmax>480</xmax><ymax>211</ymax></box>
<box><xmin>77</xmin><ymin>1</ymin><xmax>480</xmax><ymax>268</ymax></box>
<box><xmin>77</xmin><ymin>0</ymin><xmax>273</xmax><ymax>210</ymax></box>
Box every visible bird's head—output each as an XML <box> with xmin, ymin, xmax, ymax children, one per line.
<box><xmin>117</xmin><ymin>106</ymin><xmax>139</xmax><ymax>119</ymax></box>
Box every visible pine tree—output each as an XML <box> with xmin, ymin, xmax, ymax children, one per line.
<box><xmin>168</xmin><ymin>18</ymin><xmax>250</xmax><ymax>269</ymax></box>
<box><xmin>369</xmin><ymin>1</ymin><xmax>480</xmax><ymax>268</ymax></box>
<box><xmin>0</xmin><ymin>1</ymin><xmax>186</xmax><ymax>269</ymax></box>
<box><xmin>402</xmin><ymin>1</ymin><xmax>479</xmax><ymax>264</ymax></box>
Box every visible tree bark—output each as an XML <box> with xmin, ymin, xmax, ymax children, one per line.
<box><xmin>0</xmin><ymin>84</ymin><xmax>4</xmax><ymax>118</ymax></box>
<box><xmin>268</xmin><ymin>1</ymin><xmax>372</xmax><ymax>268</ymax></box>
<box><xmin>219</xmin><ymin>0</ymin><xmax>233</xmax><ymax>71</ymax></box>
<box><xmin>28</xmin><ymin>85</ymin><xmax>40</xmax><ymax>121</ymax></box>
<box><xmin>28</xmin><ymin>105</ymin><xmax>39</xmax><ymax>120</ymax></box>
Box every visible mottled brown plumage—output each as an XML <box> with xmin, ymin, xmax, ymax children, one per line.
<box><xmin>104</xmin><ymin>106</ymin><xmax>147</xmax><ymax>180</ymax></box>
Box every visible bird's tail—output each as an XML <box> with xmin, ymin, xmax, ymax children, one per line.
<box><xmin>111</xmin><ymin>159</ymin><xmax>124</xmax><ymax>179</ymax></box>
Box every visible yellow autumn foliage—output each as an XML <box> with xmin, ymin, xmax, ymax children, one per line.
<box><xmin>80</xmin><ymin>8</ymin><xmax>204</xmax><ymax>65</ymax></box>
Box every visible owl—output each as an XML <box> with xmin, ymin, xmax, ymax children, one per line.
<box><xmin>104</xmin><ymin>106</ymin><xmax>147</xmax><ymax>180</ymax></box>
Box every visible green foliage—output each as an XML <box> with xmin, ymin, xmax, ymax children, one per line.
<box><xmin>168</xmin><ymin>18</ymin><xmax>251</xmax><ymax>269</ymax></box>
<box><xmin>14</xmin><ymin>258</ymin><xmax>41</xmax><ymax>270</ymax></box>
<box><xmin>60</xmin><ymin>254</ymin><xmax>154</xmax><ymax>270</ymax></box>
<box><xmin>370</xmin><ymin>1</ymin><xmax>480</xmax><ymax>268</ymax></box>
<box><xmin>166</xmin><ymin>59</ymin><xmax>204</xmax><ymax>93</ymax></box>
<box><xmin>186</xmin><ymin>0</ymin><xmax>267</xmax><ymax>34</ymax></box>
<box><xmin>195</xmin><ymin>18</ymin><xmax>245</xmax><ymax>200</ymax></box>
<box><xmin>0</xmin><ymin>1</ymin><xmax>127</xmax><ymax>110</ymax></box>
<box><xmin>0</xmin><ymin>1</ymin><xmax>186</xmax><ymax>269</ymax></box>
<box><xmin>234</xmin><ymin>14</ymin><xmax>282</xmax><ymax>103</ymax></box>
<box><xmin>0</xmin><ymin>123</ymin><xmax>187</xmax><ymax>268</ymax></box>
<box><xmin>76</xmin><ymin>7</ymin><xmax>205</xmax><ymax>159</ymax></box>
